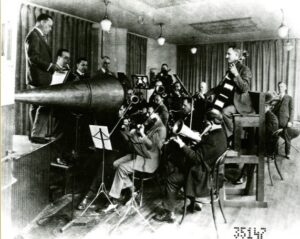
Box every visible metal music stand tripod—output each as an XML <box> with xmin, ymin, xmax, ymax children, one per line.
<box><xmin>110</xmin><ymin>141</ymin><xmax>155</xmax><ymax>233</ymax></box>
<box><xmin>60</xmin><ymin>126</ymin><xmax>119</xmax><ymax>232</ymax></box>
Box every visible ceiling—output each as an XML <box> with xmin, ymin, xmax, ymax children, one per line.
<box><xmin>28</xmin><ymin>0</ymin><xmax>300</xmax><ymax>44</ymax></box>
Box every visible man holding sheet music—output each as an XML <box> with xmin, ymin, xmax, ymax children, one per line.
<box><xmin>50</xmin><ymin>48</ymin><xmax>74</xmax><ymax>85</ymax></box>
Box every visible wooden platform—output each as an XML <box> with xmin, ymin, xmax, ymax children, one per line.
<box><xmin>9</xmin><ymin>136</ymin><xmax>300</xmax><ymax>239</ymax></box>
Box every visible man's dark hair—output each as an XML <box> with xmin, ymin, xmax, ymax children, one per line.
<box><xmin>182</xmin><ymin>97</ymin><xmax>192</xmax><ymax>104</ymax></box>
<box><xmin>228</xmin><ymin>44</ymin><xmax>241</xmax><ymax>55</ymax></box>
<box><xmin>76</xmin><ymin>57</ymin><xmax>88</xmax><ymax>64</ymax></box>
<box><xmin>56</xmin><ymin>48</ymin><xmax>69</xmax><ymax>58</ymax></box>
<box><xmin>36</xmin><ymin>14</ymin><xmax>53</xmax><ymax>22</ymax></box>
<box><xmin>161</xmin><ymin>63</ymin><xmax>168</xmax><ymax>68</ymax></box>
<box><xmin>278</xmin><ymin>81</ymin><xmax>286</xmax><ymax>87</ymax></box>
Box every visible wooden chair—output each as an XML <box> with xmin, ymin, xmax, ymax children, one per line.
<box><xmin>266</xmin><ymin>153</ymin><xmax>284</xmax><ymax>186</ymax></box>
<box><xmin>180</xmin><ymin>150</ymin><xmax>228</xmax><ymax>239</ymax></box>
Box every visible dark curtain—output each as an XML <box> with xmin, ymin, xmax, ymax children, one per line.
<box><xmin>177</xmin><ymin>39</ymin><xmax>300</xmax><ymax>120</ymax></box>
<box><xmin>15</xmin><ymin>3</ymin><xmax>98</xmax><ymax>135</ymax></box>
<box><xmin>126</xmin><ymin>33</ymin><xmax>147</xmax><ymax>81</ymax></box>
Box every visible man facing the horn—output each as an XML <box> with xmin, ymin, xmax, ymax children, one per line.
<box><xmin>25</xmin><ymin>13</ymin><xmax>62</xmax><ymax>143</ymax></box>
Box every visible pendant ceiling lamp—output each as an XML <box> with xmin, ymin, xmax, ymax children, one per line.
<box><xmin>101</xmin><ymin>0</ymin><xmax>112</xmax><ymax>32</ymax></box>
<box><xmin>278</xmin><ymin>9</ymin><xmax>288</xmax><ymax>38</ymax></box>
<box><xmin>157</xmin><ymin>23</ymin><xmax>165</xmax><ymax>46</ymax></box>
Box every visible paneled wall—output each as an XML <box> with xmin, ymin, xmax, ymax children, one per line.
<box><xmin>146</xmin><ymin>38</ymin><xmax>177</xmax><ymax>78</ymax></box>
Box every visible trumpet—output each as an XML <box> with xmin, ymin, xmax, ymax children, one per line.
<box><xmin>155</xmin><ymin>85</ymin><xmax>167</xmax><ymax>97</ymax></box>
<box><xmin>130</xmin><ymin>95</ymin><xmax>139</xmax><ymax>104</ymax></box>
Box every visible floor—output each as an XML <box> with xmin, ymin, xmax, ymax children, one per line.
<box><xmin>19</xmin><ymin>137</ymin><xmax>300</xmax><ymax>239</ymax></box>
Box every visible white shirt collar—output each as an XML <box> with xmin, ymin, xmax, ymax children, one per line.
<box><xmin>77</xmin><ymin>69</ymin><xmax>84</xmax><ymax>76</ymax></box>
<box><xmin>35</xmin><ymin>27</ymin><xmax>45</xmax><ymax>37</ymax></box>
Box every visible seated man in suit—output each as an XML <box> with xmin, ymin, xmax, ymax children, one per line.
<box><xmin>154</xmin><ymin>109</ymin><xmax>227</xmax><ymax>223</ymax></box>
<box><xmin>73</xmin><ymin>57</ymin><xmax>90</xmax><ymax>81</ymax></box>
<box><xmin>265</xmin><ymin>93</ymin><xmax>279</xmax><ymax>156</ymax></box>
<box><xmin>272</xmin><ymin>82</ymin><xmax>294</xmax><ymax>159</ymax></box>
<box><xmin>51</xmin><ymin>48</ymin><xmax>75</xmax><ymax>85</ymax></box>
<box><xmin>153</xmin><ymin>94</ymin><xmax>169</xmax><ymax>126</ymax></box>
<box><xmin>210</xmin><ymin>46</ymin><xmax>254</xmax><ymax>145</ymax></box>
<box><xmin>78</xmin><ymin>111</ymin><xmax>166</xmax><ymax>211</ymax></box>
<box><xmin>193</xmin><ymin>81</ymin><xmax>211</xmax><ymax>124</ymax></box>
<box><xmin>94</xmin><ymin>56</ymin><xmax>116</xmax><ymax>78</ymax></box>
<box><xmin>155</xmin><ymin>63</ymin><xmax>173</xmax><ymax>95</ymax></box>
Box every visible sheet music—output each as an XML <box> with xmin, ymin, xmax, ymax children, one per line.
<box><xmin>51</xmin><ymin>71</ymin><xmax>68</xmax><ymax>85</ymax></box>
<box><xmin>89</xmin><ymin>125</ymin><xmax>112</xmax><ymax>150</ymax></box>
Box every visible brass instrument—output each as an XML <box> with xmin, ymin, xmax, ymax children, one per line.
<box><xmin>155</xmin><ymin>85</ymin><xmax>167</xmax><ymax>98</ymax></box>
<box><xmin>164</xmin><ymin>121</ymin><xmax>213</xmax><ymax>145</ymax></box>
<box><xmin>130</xmin><ymin>95</ymin><xmax>139</xmax><ymax>104</ymax></box>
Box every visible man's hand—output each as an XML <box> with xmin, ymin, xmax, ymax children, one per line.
<box><xmin>287</xmin><ymin>122</ymin><xmax>293</xmax><ymax>128</ymax></box>
<box><xmin>138</xmin><ymin>124</ymin><xmax>146</xmax><ymax>138</ymax></box>
<box><xmin>49</xmin><ymin>63</ymin><xmax>63</xmax><ymax>73</ymax></box>
<box><xmin>229</xmin><ymin>63</ymin><xmax>239</xmax><ymax>76</ymax></box>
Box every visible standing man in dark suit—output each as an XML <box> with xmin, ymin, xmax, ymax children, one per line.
<box><xmin>25</xmin><ymin>13</ymin><xmax>61</xmax><ymax>143</ymax></box>
<box><xmin>155</xmin><ymin>63</ymin><xmax>173</xmax><ymax>95</ymax></box>
<box><xmin>211</xmin><ymin>46</ymin><xmax>254</xmax><ymax>143</ymax></box>
<box><xmin>272</xmin><ymin>82</ymin><xmax>294</xmax><ymax>158</ymax></box>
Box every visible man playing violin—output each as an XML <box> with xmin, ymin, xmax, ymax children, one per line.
<box><xmin>77</xmin><ymin>111</ymin><xmax>166</xmax><ymax>211</ymax></box>
<box><xmin>154</xmin><ymin>109</ymin><xmax>227</xmax><ymax>223</ymax></box>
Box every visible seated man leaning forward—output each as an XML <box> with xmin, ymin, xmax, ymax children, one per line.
<box><xmin>154</xmin><ymin>109</ymin><xmax>227</xmax><ymax>223</ymax></box>
<box><xmin>78</xmin><ymin>112</ymin><xmax>166</xmax><ymax>211</ymax></box>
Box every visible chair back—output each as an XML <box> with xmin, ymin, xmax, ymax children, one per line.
<box><xmin>211</xmin><ymin>150</ymin><xmax>228</xmax><ymax>193</ymax></box>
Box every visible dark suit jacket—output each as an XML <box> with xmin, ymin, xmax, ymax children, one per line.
<box><xmin>73</xmin><ymin>71</ymin><xmax>90</xmax><ymax>81</ymax></box>
<box><xmin>181</xmin><ymin>128</ymin><xmax>227</xmax><ymax>197</ymax></box>
<box><xmin>272</xmin><ymin>94</ymin><xmax>294</xmax><ymax>128</ymax></box>
<box><xmin>92</xmin><ymin>68</ymin><xmax>116</xmax><ymax>79</ymax></box>
<box><xmin>25</xmin><ymin>28</ymin><xmax>53</xmax><ymax>87</ymax></box>
<box><xmin>156</xmin><ymin>103</ymin><xmax>169</xmax><ymax>126</ymax></box>
<box><xmin>212</xmin><ymin>61</ymin><xmax>254</xmax><ymax>114</ymax></box>
<box><xmin>265</xmin><ymin>110</ymin><xmax>279</xmax><ymax>155</ymax></box>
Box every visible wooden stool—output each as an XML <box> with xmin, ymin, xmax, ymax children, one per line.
<box><xmin>133</xmin><ymin>171</ymin><xmax>156</xmax><ymax>207</ymax></box>
<box><xmin>50</xmin><ymin>162</ymin><xmax>74</xmax><ymax>195</ymax></box>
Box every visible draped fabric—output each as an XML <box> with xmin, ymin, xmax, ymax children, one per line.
<box><xmin>177</xmin><ymin>39</ymin><xmax>300</xmax><ymax>120</ymax></box>
<box><xmin>126</xmin><ymin>33</ymin><xmax>147</xmax><ymax>81</ymax></box>
<box><xmin>15</xmin><ymin>3</ymin><xmax>97</xmax><ymax>135</ymax></box>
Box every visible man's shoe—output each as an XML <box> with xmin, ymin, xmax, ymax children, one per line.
<box><xmin>31</xmin><ymin>137</ymin><xmax>50</xmax><ymax>144</ymax></box>
<box><xmin>153</xmin><ymin>210</ymin><xmax>175</xmax><ymax>223</ymax></box>
<box><xmin>102</xmin><ymin>203</ymin><xmax>118</xmax><ymax>213</ymax></box>
<box><xmin>77</xmin><ymin>195</ymin><xmax>96</xmax><ymax>210</ymax></box>
<box><xmin>286</xmin><ymin>154</ymin><xmax>290</xmax><ymax>159</ymax></box>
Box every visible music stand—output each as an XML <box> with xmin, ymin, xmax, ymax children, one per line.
<box><xmin>60</xmin><ymin>125</ymin><xmax>119</xmax><ymax>232</ymax></box>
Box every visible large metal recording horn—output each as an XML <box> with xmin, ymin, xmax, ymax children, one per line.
<box><xmin>172</xmin><ymin>120</ymin><xmax>201</xmax><ymax>142</ymax></box>
<box><xmin>15</xmin><ymin>74</ymin><xmax>125</xmax><ymax>119</ymax></box>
